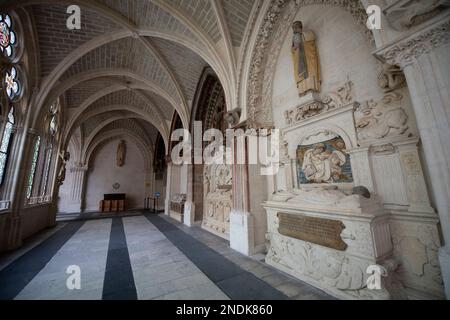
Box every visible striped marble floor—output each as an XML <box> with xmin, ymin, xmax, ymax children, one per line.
<box><xmin>0</xmin><ymin>214</ymin><xmax>333</xmax><ymax>300</ymax></box>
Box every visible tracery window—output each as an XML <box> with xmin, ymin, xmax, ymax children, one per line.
<box><xmin>0</xmin><ymin>107</ymin><xmax>14</xmax><ymax>185</ymax></box>
<box><xmin>0</xmin><ymin>14</ymin><xmax>16</xmax><ymax>58</ymax></box>
<box><xmin>1</xmin><ymin>13</ymin><xmax>23</xmax><ymax>103</ymax></box>
<box><xmin>41</xmin><ymin>146</ymin><xmax>52</xmax><ymax>196</ymax></box>
<box><xmin>26</xmin><ymin>136</ymin><xmax>40</xmax><ymax>199</ymax></box>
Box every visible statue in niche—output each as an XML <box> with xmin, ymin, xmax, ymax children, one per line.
<box><xmin>297</xmin><ymin>137</ymin><xmax>353</xmax><ymax>184</ymax></box>
<box><xmin>116</xmin><ymin>140</ymin><xmax>126</xmax><ymax>167</ymax></box>
<box><xmin>291</xmin><ymin>21</ymin><xmax>321</xmax><ymax>97</ymax></box>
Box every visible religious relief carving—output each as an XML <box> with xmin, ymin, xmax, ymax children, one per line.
<box><xmin>291</xmin><ymin>21</ymin><xmax>321</xmax><ymax>97</ymax></box>
<box><xmin>202</xmin><ymin>164</ymin><xmax>232</xmax><ymax>238</ymax></box>
<box><xmin>284</xmin><ymin>81</ymin><xmax>354</xmax><ymax>125</ymax></box>
<box><xmin>354</xmin><ymin>92</ymin><xmax>411</xmax><ymax>141</ymax></box>
<box><xmin>116</xmin><ymin>140</ymin><xmax>126</xmax><ymax>167</ymax></box>
<box><xmin>384</xmin><ymin>0</ymin><xmax>450</xmax><ymax>31</ymax></box>
<box><xmin>296</xmin><ymin>135</ymin><xmax>353</xmax><ymax>184</ymax></box>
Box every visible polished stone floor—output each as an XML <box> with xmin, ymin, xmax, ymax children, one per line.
<box><xmin>0</xmin><ymin>213</ymin><xmax>333</xmax><ymax>300</ymax></box>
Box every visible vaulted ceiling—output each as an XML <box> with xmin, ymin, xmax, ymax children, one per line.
<box><xmin>4</xmin><ymin>0</ymin><xmax>257</xmax><ymax>163</ymax></box>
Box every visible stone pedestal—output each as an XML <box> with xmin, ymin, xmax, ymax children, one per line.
<box><xmin>230</xmin><ymin>210</ymin><xmax>255</xmax><ymax>255</ymax></box>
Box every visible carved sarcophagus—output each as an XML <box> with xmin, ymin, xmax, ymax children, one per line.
<box><xmin>202</xmin><ymin>164</ymin><xmax>232</xmax><ymax>239</ymax></box>
<box><xmin>170</xmin><ymin>193</ymin><xmax>186</xmax><ymax>223</ymax></box>
<box><xmin>263</xmin><ymin>189</ymin><xmax>397</xmax><ymax>300</ymax></box>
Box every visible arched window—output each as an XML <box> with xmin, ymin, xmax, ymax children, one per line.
<box><xmin>41</xmin><ymin>145</ymin><xmax>52</xmax><ymax>196</ymax></box>
<box><xmin>0</xmin><ymin>107</ymin><xmax>14</xmax><ymax>185</ymax></box>
<box><xmin>0</xmin><ymin>14</ymin><xmax>17</xmax><ymax>58</ymax></box>
<box><xmin>26</xmin><ymin>136</ymin><xmax>40</xmax><ymax>199</ymax></box>
<box><xmin>1</xmin><ymin>13</ymin><xmax>23</xmax><ymax>102</ymax></box>
<box><xmin>41</xmin><ymin>102</ymin><xmax>59</xmax><ymax>196</ymax></box>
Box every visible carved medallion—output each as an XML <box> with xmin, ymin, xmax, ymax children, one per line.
<box><xmin>277</xmin><ymin>212</ymin><xmax>348</xmax><ymax>251</ymax></box>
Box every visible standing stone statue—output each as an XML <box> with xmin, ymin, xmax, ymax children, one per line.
<box><xmin>116</xmin><ymin>140</ymin><xmax>126</xmax><ymax>167</ymax></box>
<box><xmin>57</xmin><ymin>151</ymin><xmax>70</xmax><ymax>186</ymax></box>
<box><xmin>291</xmin><ymin>21</ymin><xmax>321</xmax><ymax>97</ymax></box>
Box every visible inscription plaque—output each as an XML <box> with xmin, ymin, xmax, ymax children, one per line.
<box><xmin>277</xmin><ymin>212</ymin><xmax>348</xmax><ymax>251</ymax></box>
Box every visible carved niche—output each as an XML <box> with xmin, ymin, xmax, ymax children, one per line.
<box><xmin>247</xmin><ymin>0</ymin><xmax>373</xmax><ymax>128</ymax></box>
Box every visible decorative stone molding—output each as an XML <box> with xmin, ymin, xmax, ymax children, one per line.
<box><xmin>383</xmin><ymin>0</ymin><xmax>450</xmax><ymax>31</ymax></box>
<box><xmin>374</xmin><ymin>13</ymin><xmax>450</xmax><ymax>68</ymax></box>
<box><xmin>247</xmin><ymin>0</ymin><xmax>372</xmax><ymax>128</ymax></box>
<box><xmin>284</xmin><ymin>81</ymin><xmax>356</xmax><ymax>125</ymax></box>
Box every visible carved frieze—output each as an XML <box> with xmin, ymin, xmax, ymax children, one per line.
<box><xmin>374</xmin><ymin>15</ymin><xmax>450</xmax><ymax>68</ymax></box>
<box><xmin>284</xmin><ymin>81</ymin><xmax>355</xmax><ymax>125</ymax></box>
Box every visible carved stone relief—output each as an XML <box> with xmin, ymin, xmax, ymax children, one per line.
<box><xmin>378</xmin><ymin>63</ymin><xmax>406</xmax><ymax>92</ymax></box>
<box><xmin>284</xmin><ymin>81</ymin><xmax>355</xmax><ymax>125</ymax></box>
<box><xmin>202</xmin><ymin>164</ymin><xmax>232</xmax><ymax>238</ymax></box>
<box><xmin>389</xmin><ymin>219</ymin><xmax>444</xmax><ymax>298</ymax></box>
<box><xmin>354</xmin><ymin>92</ymin><xmax>412</xmax><ymax>141</ymax></box>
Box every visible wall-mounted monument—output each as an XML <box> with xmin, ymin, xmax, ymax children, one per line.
<box><xmin>264</xmin><ymin>79</ymin><xmax>402</xmax><ymax>299</ymax></box>
<box><xmin>291</xmin><ymin>21</ymin><xmax>321</xmax><ymax>97</ymax></box>
<box><xmin>116</xmin><ymin>140</ymin><xmax>126</xmax><ymax>167</ymax></box>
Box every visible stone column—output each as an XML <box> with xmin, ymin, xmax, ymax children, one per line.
<box><xmin>376</xmin><ymin>13</ymin><xmax>450</xmax><ymax>297</ymax></box>
<box><xmin>164</xmin><ymin>160</ymin><xmax>173</xmax><ymax>216</ymax></box>
<box><xmin>183</xmin><ymin>164</ymin><xmax>196</xmax><ymax>226</ymax></box>
<box><xmin>66</xmin><ymin>165</ymin><xmax>88</xmax><ymax>213</ymax></box>
<box><xmin>230</xmin><ymin>128</ymin><xmax>255</xmax><ymax>256</ymax></box>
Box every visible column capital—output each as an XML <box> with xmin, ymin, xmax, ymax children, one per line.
<box><xmin>374</xmin><ymin>12</ymin><xmax>450</xmax><ymax>69</ymax></box>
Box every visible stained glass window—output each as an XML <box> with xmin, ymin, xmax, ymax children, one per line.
<box><xmin>0</xmin><ymin>107</ymin><xmax>14</xmax><ymax>185</ymax></box>
<box><xmin>41</xmin><ymin>147</ymin><xmax>52</xmax><ymax>196</ymax></box>
<box><xmin>26</xmin><ymin>136</ymin><xmax>40</xmax><ymax>199</ymax></box>
<box><xmin>0</xmin><ymin>14</ymin><xmax>16</xmax><ymax>58</ymax></box>
<box><xmin>5</xmin><ymin>66</ymin><xmax>20</xmax><ymax>101</ymax></box>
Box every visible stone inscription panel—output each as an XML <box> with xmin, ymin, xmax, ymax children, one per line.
<box><xmin>277</xmin><ymin>212</ymin><xmax>348</xmax><ymax>251</ymax></box>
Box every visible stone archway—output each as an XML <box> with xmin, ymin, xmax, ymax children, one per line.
<box><xmin>190</xmin><ymin>68</ymin><xmax>231</xmax><ymax>238</ymax></box>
